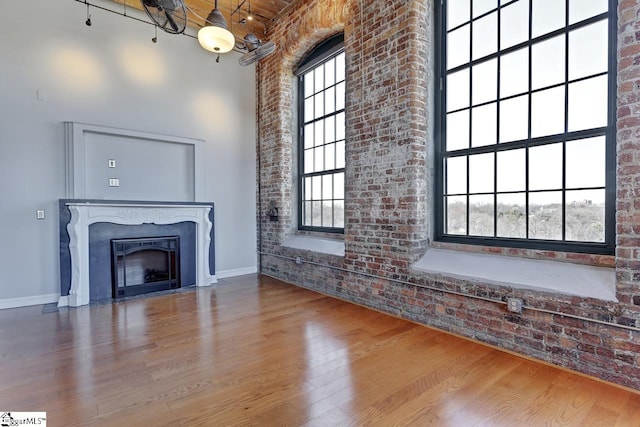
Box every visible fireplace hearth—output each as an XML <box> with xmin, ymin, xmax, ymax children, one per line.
<box><xmin>111</xmin><ymin>236</ymin><xmax>180</xmax><ymax>298</ymax></box>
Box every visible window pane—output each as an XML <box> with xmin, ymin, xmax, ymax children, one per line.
<box><xmin>499</xmin><ymin>95</ymin><xmax>528</xmax><ymax>143</ymax></box>
<box><xmin>314</xmin><ymin>119</ymin><xmax>324</xmax><ymax>146</ymax></box>
<box><xmin>447</xmin><ymin>110</ymin><xmax>470</xmax><ymax>151</ymax></box>
<box><xmin>304</xmin><ymin>149</ymin><xmax>313</xmax><ymax>174</ymax></box>
<box><xmin>325</xmin><ymin>58</ymin><xmax>336</xmax><ymax>86</ymax></box>
<box><xmin>305</xmin><ymin>177</ymin><xmax>312</xmax><ymax>200</ymax></box>
<box><xmin>314</xmin><ymin>146</ymin><xmax>324</xmax><ymax>172</ymax></box>
<box><xmin>325</xmin><ymin>115</ymin><xmax>335</xmax><ymax>143</ymax></box>
<box><xmin>497</xmin><ymin>193</ymin><xmax>526</xmax><ymax>238</ymax></box>
<box><xmin>448</xmin><ymin>25</ymin><xmax>470</xmax><ymax>70</ymax></box>
<box><xmin>501</xmin><ymin>0</ymin><xmax>529</xmax><ymax>50</ymax></box>
<box><xmin>473</xmin><ymin>12</ymin><xmax>498</xmax><ymax>60</ymax></box>
<box><xmin>304</xmin><ymin>76</ymin><xmax>314</xmax><ymax>98</ymax></box>
<box><xmin>469</xmin><ymin>152</ymin><xmax>495</xmax><ymax>193</ymax></box>
<box><xmin>473</xmin><ymin>0</ymin><xmax>496</xmax><ymax>18</ymax></box>
<box><xmin>336</xmin><ymin>82</ymin><xmax>345</xmax><ymax>110</ymax></box>
<box><xmin>469</xmin><ymin>194</ymin><xmax>494</xmax><ymax>236</ymax></box>
<box><xmin>566</xmin><ymin>136</ymin><xmax>605</xmax><ymax>189</ymax></box>
<box><xmin>500</xmin><ymin>47</ymin><xmax>529</xmax><ymax>98</ymax></box>
<box><xmin>472</xmin><ymin>58</ymin><xmax>497</xmax><ymax>105</ymax></box>
<box><xmin>529</xmin><ymin>191</ymin><xmax>562</xmax><ymax>240</ymax></box>
<box><xmin>314</xmin><ymin>93</ymin><xmax>324</xmax><ymax>119</ymax></box>
<box><xmin>334</xmin><ymin>173</ymin><xmax>344</xmax><ymax>199</ymax></box>
<box><xmin>497</xmin><ymin>148</ymin><xmax>525</xmax><ymax>192</ymax></box>
<box><xmin>312</xmin><ymin>176</ymin><xmax>322</xmax><ymax>199</ymax></box>
<box><xmin>325</xmin><ymin>86</ymin><xmax>336</xmax><ymax>115</ymax></box>
<box><xmin>568</xmin><ymin>75</ymin><xmax>608</xmax><ymax>132</ymax></box>
<box><xmin>314</xmin><ymin>66</ymin><xmax>324</xmax><ymax>93</ymax></box>
<box><xmin>322</xmin><ymin>174</ymin><xmax>333</xmax><ymax>200</ymax></box>
<box><xmin>325</xmin><ymin>143</ymin><xmax>336</xmax><ymax>170</ymax></box>
<box><xmin>334</xmin><ymin>201</ymin><xmax>345</xmax><ymax>228</ymax></box>
<box><xmin>336</xmin><ymin>141</ymin><xmax>345</xmax><ymax>168</ymax></box>
<box><xmin>447</xmin><ymin>68</ymin><xmax>470</xmax><ymax>111</ymax></box>
<box><xmin>569</xmin><ymin>0</ymin><xmax>607</xmax><ymax>24</ymax></box>
<box><xmin>302</xmin><ymin>202</ymin><xmax>311</xmax><ymax>225</ymax></box>
<box><xmin>304</xmin><ymin>123</ymin><xmax>314</xmax><ymax>148</ymax></box>
<box><xmin>532</xmin><ymin>35</ymin><xmax>565</xmax><ymax>90</ymax></box>
<box><xmin>529</xmin><ymin>143</ymin><xmax>562</xmax><ymax>190</ymax></box>
<box><xmin>566</xmin><ymin>189</ymin><xmax>605</xmax><ymax>242</ymax></box>
<box><xmin>471</xmin><ymin>103</ymin><xmax>497</xmax><ymax>147</ymax></box>
<box><xmin>532</xmin><ymin>0</ymin><xmax>565</xmax><ymax>38</ymax></box>
<box><xmin>336</xmin><ymin>53</ymin><xmax>345</xmax><ymax>82</ymax></box>
<box><xmin>446</xmin><ymin>156</ymin><xmax>467</xmax><ymax>195</ymax></box>
<box><xmin>448</xmin><ymin>0</ymin><xmax>471</xmax><ymax>30</ymax></box>
<box><xmin>304</xmin><ymin>97</ymin><xmax>314</xmax><ymax>122</ymax></box>
<box><xmin>312</xmin><ymin>201</ymin><xmax>322</xmax><ymax>226</ymax></box>
<box><xmin>446</xmin><ymin>196</ymin><xmax>467</xmax><ymax>235</ymax></box>
<box><xmin>569</xmin><ymin>20</ymin><xmax>608</xmax><ymax>80</ymax></box>
<box><xmin>336</xmin><ymin>112</ymin><xmax>345</xmax><ymax>140</ymax></box>
<box><xmin>322</xmin><ymin>202</ymin><xmax>333</xmax><ymax>227</ymax></box>
<box><xmin>531</xmin><ymin>86</ymin><xmax>565</xmax><ymax>137</ymax></box>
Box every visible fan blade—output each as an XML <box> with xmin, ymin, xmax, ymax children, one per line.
<box><xmin>165</xmin><ymin>10</ymin><xmax>179</xmax><ymax>32</ymax></box>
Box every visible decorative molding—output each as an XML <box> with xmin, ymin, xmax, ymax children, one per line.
<box><xmin>61</xmin><ymin>202</ymin><xmax>217</xmax><ymax>307</ymax></box>
<box><xmin>0</xmin><ymin>293</ymin><xmax>60</xmax><ymax>310</ymax></box>
<box><xmin>63</xmin><ymin>122</ymin><xmax>205</xmax><ymax>201</ymax></box>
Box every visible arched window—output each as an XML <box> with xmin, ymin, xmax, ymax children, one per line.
<box><xmin>295</xmin><ymin>34</ymin><xmax>346</xmax><ymax>233</ymax></box>
<box><xmin>435</xmin><ymin>1</ymin><xmax>615</xmax><ymax>254</ymax></box>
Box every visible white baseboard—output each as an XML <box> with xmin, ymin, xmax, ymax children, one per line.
<box><xmin>0</xmin><ymin>293</ymin><xmax>60</xmax><ymax>310</ymax></box>
<box><xmin>216</xmin><ymin>266</ymin><xmax>258</xmax><ymax>279</ymax></box>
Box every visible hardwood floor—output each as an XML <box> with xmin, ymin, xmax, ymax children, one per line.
<box><xmin>0</xmin><ymin>274</ymin><xmax>639</xmax><ymax>426</ymax></box>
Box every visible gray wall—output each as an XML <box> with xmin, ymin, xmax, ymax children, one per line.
<box><xmin>0</xmin><ymin>0</ymin><xmax>257</xmax><ymax>305</ymax></box>
<box><xmin>83</xmin><ymin>132</ymin><xmax>196</xmax><ymax>201</ymax></box>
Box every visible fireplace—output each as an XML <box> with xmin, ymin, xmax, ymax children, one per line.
<box><xmin>58</xmin><ymin>200</ymin><xmax>217</xmax><ymax>307</ymax></box>
<box><xmin>111</xmin><ymin>236</ymin><xmax>180</xmax><ymax>298</ymax></box>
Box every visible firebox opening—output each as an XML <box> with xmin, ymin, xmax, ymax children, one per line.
<box><xmin>111</xmin><ymin>236</ymin><xmax>181</xmax><ymax>299</ymax></box>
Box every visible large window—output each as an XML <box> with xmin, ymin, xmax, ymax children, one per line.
<box><xmin>296</xmin><ymin>35</ymin><xmax>346</xmax><ymax>232</ymax></box>
<box><xmin>436</xmin><ymin>0</ymin><xmax>615</xmax><ymax>254</ymax></box>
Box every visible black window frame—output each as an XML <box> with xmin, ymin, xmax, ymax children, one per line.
<box><xmin>295</xmin><ymin>34</ymin><xmax>346</xmax><ymax>234</ymax></box>
<box><xmin>434</xmin><ymin>0</ymin><xmax>616</xmax><ymax>255</ymax></box>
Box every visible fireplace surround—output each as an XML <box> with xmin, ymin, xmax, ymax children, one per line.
<box><xmin>58</xmin><ymin>200</ymin><xmax>216</xmax><ymax>307</ymax></box>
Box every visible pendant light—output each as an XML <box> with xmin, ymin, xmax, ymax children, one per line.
<box><xmin>198</xmin><ymin>0</ymin><xmax>235</xmax><ymax>53</ymax></box>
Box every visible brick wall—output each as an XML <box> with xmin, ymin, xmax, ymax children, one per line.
<box><xmin>257</xmin><ymin>0</ymin><xmax>640</xmax><ymax>390</ymax></box>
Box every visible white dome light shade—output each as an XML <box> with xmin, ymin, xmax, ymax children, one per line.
<box><xmin>198</xmin><ymin>7</ymin><xmax>235</xmax><ymax>54</ymax></box>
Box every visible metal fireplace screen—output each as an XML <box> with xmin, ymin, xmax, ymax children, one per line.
<box><xmin>110</xmin><ymin>236</ymin><xmax>180</xmax><ymax>298</ymax></box>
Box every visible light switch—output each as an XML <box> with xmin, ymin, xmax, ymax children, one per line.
<box><xmin>109</xmin><ymin>178</ymin><xmax>120</xmax><ymax>187</ymax></box>
<box><xmin>36</xmin><ymin>210</ymin><xmax>45</xmax><ymax>220</ymax></box>
<box><xmin>108</xmin><ymin>159</ymin><xmax>116</xmax><ymax>168</ymax></box>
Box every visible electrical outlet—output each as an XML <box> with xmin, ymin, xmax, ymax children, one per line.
<box><xmin>295</xmin><ymin>256</ymin><xmax>303</xmax><ymax>265</ymax></box>
<box><xmin>36</xmin><ymin>210</ymin><xmax>45</xmax><ymax>220</ymax></box>
<box><xmin>507</xmin><ymin>298</ymin><xmax>523</xmax><ymax>313</ymax></box>
<box><xmin>109</xmin><ymin>178</ymin><xmax>120</xmax><ymax>187</ymax></box>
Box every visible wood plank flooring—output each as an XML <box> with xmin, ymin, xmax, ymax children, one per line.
<box><xmin>0</xmin><ymin>274</ymin><xmax>639</xmax><ymax>426</ymax></box>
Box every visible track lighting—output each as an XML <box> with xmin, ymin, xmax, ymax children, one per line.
<box><xmin>85</xmin><ymin>2</ymin><xmax>92</xmax><ymax>26</ymax></box>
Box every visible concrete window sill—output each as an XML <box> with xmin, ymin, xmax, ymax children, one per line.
<box><xmin>282</xmin><ymin>235</ymin><xmax>345</xmax><ymax>257</ymax></box>
<box><xmin>413</xmin><ymin>248</ymin><xmax>617</xmax><ymax>301</ymax></box>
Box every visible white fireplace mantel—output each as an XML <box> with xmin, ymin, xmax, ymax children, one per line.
<box><xmin>59</xmin><ymin>202</ymin><xmax>217</xmax><ymax>307</ymax></box>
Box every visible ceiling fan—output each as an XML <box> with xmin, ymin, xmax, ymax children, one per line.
<box><xmin>141</xmin><ymin>0</ymin><xmax>187</xmax><ymax>34</ymax></box>
<box><xmin>238</xmin><ymin>33</ymin><xmax>276</xmax><ymax>66</ymax></box>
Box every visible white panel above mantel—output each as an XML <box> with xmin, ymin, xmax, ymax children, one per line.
<box><xmin>64</xmin><ymin>122</ymin><xmax>205</xmax><ymax>201</ymax></box>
